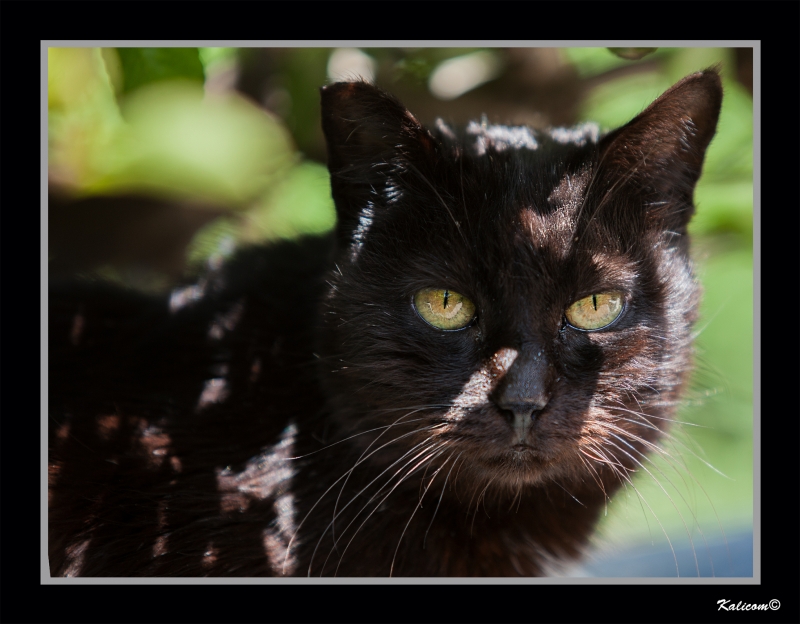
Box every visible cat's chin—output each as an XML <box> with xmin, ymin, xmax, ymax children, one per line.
<box><xmin>476</xmin><ymin>444</ymin><xmax>566</xmax><ymax>487</ymax></box>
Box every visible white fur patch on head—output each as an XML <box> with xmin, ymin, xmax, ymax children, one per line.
<box><xmin>516</xmin><ymin>168</ymin><xmax>592</xmax><ymax>258</ymax></box>
<box><xmin>546</xmin><ymin>168</ymin><xmax>591</xmax><ymax>213</ymax></box>
<box><xmin>548</xmin><ymin>122</ymin><xmax>599</xmax><ymax>147</ymax></box>
<box><xmin>466</xmin><ymin>121</ymin><xmax>538</xmax><ymax>156</ymax></box>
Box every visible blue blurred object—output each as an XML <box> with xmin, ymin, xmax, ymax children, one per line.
<box><xmin>573</xmin><ymin>529</ymin><xmax>753</xmax><ymax>577</ymax></box>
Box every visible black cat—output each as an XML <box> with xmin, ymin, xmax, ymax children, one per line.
<box><xmin>48</xmin><ymin>70</ymin><xmax>722</xmax><ymax>576</ymax></box>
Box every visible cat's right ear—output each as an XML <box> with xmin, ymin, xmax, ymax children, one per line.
<box><xmin>320</xmin><ymin>82</ymin><xmax>437</xmax><ymax>250</ymax></box>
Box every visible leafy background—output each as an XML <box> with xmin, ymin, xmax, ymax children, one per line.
<box><xmin>47</xmin><ymin>46</ymin><xmax>754</xmax><ymax>576</ymax></box>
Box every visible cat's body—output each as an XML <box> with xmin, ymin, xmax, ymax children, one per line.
<box><xmin>48</xmin><ymin>71</ymin><xmax>722</xmax><ymax>576</ymax></box>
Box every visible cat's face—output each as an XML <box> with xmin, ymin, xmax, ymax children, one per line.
<box><xmin>318</xmin><ymin>75</ymin><xmax>721</xmax><ymax>493</ymax></box>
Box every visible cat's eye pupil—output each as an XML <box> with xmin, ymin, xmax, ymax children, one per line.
<box><xmin>414</xmin><ymin>288</ymin><xmax>476</xmax><ymax>331</ymax></box>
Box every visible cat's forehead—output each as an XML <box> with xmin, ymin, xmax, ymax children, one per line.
<box><xmin>498</xmin><ymin>166</ymin><xmax>639</xmax><ymax>290</ymax></box>
<box><xmin>519</xmin><ymin>167</ymin><xmax>592</xmax><ymax>251</ymax></box>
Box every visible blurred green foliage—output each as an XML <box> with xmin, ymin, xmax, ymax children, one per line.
<box><xmin>116</xmin><ymin>48</ymin><xmax>205</xmax><ymax>95</ymax></box>
<box><xmin>102</xmin><ymin>81</ymin><xmax>293</xmax><ymax>203</ymax></box>
<box><xmin>49</xmin><ymin>48</ymin><xmax>295</xmax><ymax>208</ymax></box>
<box><xmin>47</xmin><ymin>46</ymin><xmax>753</xmax><ymax>565</ymax></box>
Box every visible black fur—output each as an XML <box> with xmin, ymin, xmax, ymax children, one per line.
<box><xmin>49</xmin><ymin>71</ymin><xmax>722</xmax><ymax>576</ymax></box>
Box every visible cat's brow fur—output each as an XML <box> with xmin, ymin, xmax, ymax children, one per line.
<box><xmin>49</xmin><ymin>70</ymin><xmax>722</xmax><ymax>576</ymax></box>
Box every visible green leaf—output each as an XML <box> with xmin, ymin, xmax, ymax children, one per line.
<box><xmin>700</xmin><ymin>79</ymin><xmax>753</xmax><ymax>177</ymax></box>
<box><xmin>248</xmin><ymin>161</ymin><xmax>336</xmax><ymax>241</ymax></box>
<box><xmin>185</xmin><ymin>161</ymin><xmax>336</xmax><ymax>269</ymax></box>
<box><xmin>198</xmin><ymin>47</ymin><xmax>237</xmax><ymax>72</ymax></box>
<box><xmin>579</xmin><ymin>71</ymin><xmax>672</xmax><ymax>129</ymax></box>
<box><xmin>116</xmin><ymin>48</ymin><xmax>205</xmax><ymax>95</ymax></box>
<box><xmin>86</xmin><ymin>81</ymin><xmax>295</xmax><ymax>205</ymax></box>
<box><xmin>690</xmin><ymin>180</ymin><xmax>753</xmax><ymax>237</ymax></box>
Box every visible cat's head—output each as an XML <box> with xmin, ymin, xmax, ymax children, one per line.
<box><xmin>317</xmin><ymin>72</ymin><xmax>722</xmax><ymax>492</ymax></box>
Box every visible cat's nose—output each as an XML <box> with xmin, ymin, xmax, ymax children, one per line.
<box><xmin>492</xmin><ymin>347</ymin><xmax>553</xmax><ymax>442</ymax></box>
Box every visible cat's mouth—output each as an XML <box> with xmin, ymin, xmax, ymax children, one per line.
<box><xmin>505</xmin><ymin>443</ymin><xmax>551</xmax><ymax>468</ymax></box>
<box><xmin>471</xmin><ymin>445</ymin><xmax>556</xmax><ymax>487</ymax></box>
<box><xmin>474</xmin><ymin>423</ymin><xmax>577</xmax><ymax>478</ymax></box>
<box><xmin>489</xmin><ymin>441</ymin><xmax>550</xmax><ymax>467</ymax></box>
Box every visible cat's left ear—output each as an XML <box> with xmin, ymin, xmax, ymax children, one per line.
<box><xmin>320</xmin><ymin>81</ymin><xmax>437</xmax><ymax>247</ymax></box>
<box><xmin>596</xmin><ymin>69</ymin><xmax>723</xmax><ymax>229</ymax></box>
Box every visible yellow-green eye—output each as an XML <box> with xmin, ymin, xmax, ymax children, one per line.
<box><xmin>565</xmin><ymin>291</ymin><xmax>624</xmax><ymax>330</ymax></box>
<box><xmin>413</xmin><ymin>288</ymin><xmax>476</xmax><ymax>331</ymax></box>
